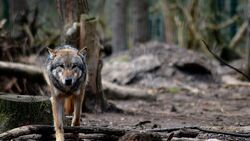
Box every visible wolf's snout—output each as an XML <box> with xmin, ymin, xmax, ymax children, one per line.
<box><xmin>65</xmin><ymin>78</ymin><xmax>72</xmax><ymax>86</ymax></box>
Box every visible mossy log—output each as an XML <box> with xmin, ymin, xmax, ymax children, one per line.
<box><xmin>0</xmin><ymin>93</ymin><xmax>52</xmax><ymax>132</ymax></box>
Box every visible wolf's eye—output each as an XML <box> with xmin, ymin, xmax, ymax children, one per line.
<box><xmin>58</xmin><ymin>65</ymin><xmax>64</xmax><ymax>68</ymax></box>
<box><xmin>72</xmin><ymin>64</ymin><xmax>78</xmax><ymax>69</ymax></box>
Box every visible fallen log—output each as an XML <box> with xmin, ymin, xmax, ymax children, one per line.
<box><xmin>0</xmin><ymin>125</ymin><xmax>167</xmax><ymax>141</ymax></box>
<box><xmin>14</xmin><ymin>133</ymin><xmax>119</xmax><ymax>141</ymax></box>
<box><xmin>2</xmin><ymin>125</ymin><xmax>250</xmax><ymax>140</ymax></box>
<box><xmin>0</xmin><ymin>125</ymin><xmax>127</xmax><ymax>140</ymax></box>
<box><xmin>0</xmin><ymin>61</ymin><xmax>45</xmax><ymax>83</ymax></box>
<box><xmin>103</xmin><ymin>80</ymin><xmax>156</xmax><ymax>101</ymax></box>
<box><xmin>0</xmin><ymin>92</ymin><xmax>49</xmax><ymax>102</ymax></box>
<box><xmin>0</xmin><ymin>61</ymin><xmax>155</xmax><ymax>101</ymax></box>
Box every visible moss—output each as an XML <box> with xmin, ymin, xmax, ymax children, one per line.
<box><xmin>0</xmin><ymin>98</ymin><xmax>52</xmax><ymax>132</ymax></box>
<box><xmin>168</xmin><ymin>87</ymin><xmax>181</xmax><ymax>94</ymax></box>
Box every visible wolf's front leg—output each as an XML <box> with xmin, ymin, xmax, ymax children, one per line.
<box><xmin>71</xmin><ymin>92</ymin><xmax>84</xmax><ymax>126</ymax></box>
<box><xmin>51</xmin><ymin>97</ymin><xmax>65</xmax><ymax>141</ymax></box>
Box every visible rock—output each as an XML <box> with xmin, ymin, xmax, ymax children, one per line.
<box><xmin>102</xmin><ymin>41</ymin><xmax>221</xmax><ymax>89</ymax></box>
<box><xmin>103</xmin><ymin>54</ymin><xmax>160</xmax><ymax>85</ymax></box>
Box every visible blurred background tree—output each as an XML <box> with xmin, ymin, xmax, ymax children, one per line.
<box><xmin>112</xmin><ymin>0</ymin><xmax>128</xmax><ymax>52</ymax></box>
<box><xmin>0</xmin><ymin>0</ymin><xmax>246</xmax><ymax>45</ymax></box>
<box><xmin>0</xmin><ymin>0</ymin><xmax>250</xmax><ymax>76</ymax></box>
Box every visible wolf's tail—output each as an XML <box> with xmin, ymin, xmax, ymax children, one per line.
<box><xmin>64</xmin><ymin>96</ymin><xmax>74</xmax><ymax>115</ymax></box>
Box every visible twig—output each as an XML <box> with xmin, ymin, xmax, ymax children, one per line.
<box><xmin>148</xmin><ymin>126</ymin><xmax>250</xmax><ymax>138</ymax></box>
<box><xmin>193</xmin><ymin>126</ymin><xmax>250</xmax><ymax>138</ymax></box>
<box><xmin>202</xmin><ymin>40</ymin><xmax>250</xmax><ymax>80</ymax></box>
<box><xmin>207</xmin><ymin>15</ymin><xmax>239</xmax><ymax>30</ymax></box>
<box><xmin>229</xmin><ymin>21</ymin><xmax>248</xmax><ymax>48</ymax></box>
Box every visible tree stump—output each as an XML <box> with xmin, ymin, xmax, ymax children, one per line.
<box><xmin>79</xmin><ymin>15</ymin><xmax>119</xmax><ymax>113</ymax></box>
<box><xmin>0</xmin><ymin>93</ymin><xmax>52</xmax><ymax>132</ymax></box>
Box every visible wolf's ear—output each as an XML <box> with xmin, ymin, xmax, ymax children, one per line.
<box><xmin>47</xmin><ymin>47</ymin><xmax>56</xmax><ymax>59</ymax></box>
<box><xmin>78</xmin><ymin>47</ymin><xmax>87</xmax><ymax>56</ymax></box>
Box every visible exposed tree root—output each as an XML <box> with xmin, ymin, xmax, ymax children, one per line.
<box><xmin>1</xmin><ymin>125</ymin><xmax>250</xmax><ymax>141</ymax></box>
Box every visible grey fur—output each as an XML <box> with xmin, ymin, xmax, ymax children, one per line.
<box><xmin>46</xmin><ymin>45</ymin><xmax>87</xmax><ymax>94</ymax></box>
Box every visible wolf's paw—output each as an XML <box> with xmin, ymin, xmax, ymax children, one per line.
<box><xmin>56</xmin><ymin>133</ymin><xmax>64</xmax><ymax>141</ymax></box>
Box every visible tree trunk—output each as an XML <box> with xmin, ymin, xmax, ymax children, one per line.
<box><xmin>112</xmin><ymin>0</ymin><xmax>127</xmax><ymax>52</ymax></box>
<box><xmin>57</xmin><ymin>0</ymin><xmax>120</xmax><ymax>112</ymax></box>
<box><xmin>80</xmin><ymin>15</ymin><xmax>106</xmax><ymax>112</ymax></box>
<box><xmin>8</xmin><ymin>0</ymin><xmax>28</xmax><ymax>38</ymax></box>
<box><xmin>246</xmin><ymin>0</ymin><xmax>250</xmax><ymax>78</ymax></box>
<box><xmin>131</xmin><ymin>0</ymin><xmax>149</xmax><ymax>45</ymax></box>
<box><xmin>79</xmin><ymin>15</ymin><xmax>120</xmax><ymax>113</ymax></box>
<box><xmin>161</xmin><ymin>0</ymin><xmax>174</xmax><ymax>45</ymax></box>
<box><xmin>229</xmin><ymin>0</ymin><xmax>237</xmax><ymax>38</ymax></box>
<box><xmin>56</xmin><ymin>0</ymin><xmax>89</xmax><ymax>44</ymax></box>
<box><xmin>8</xmin><ymin>0</ymin><xmax>28</xmax><ymax>23</ymax></box>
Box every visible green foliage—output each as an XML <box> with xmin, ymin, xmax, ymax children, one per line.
<box><xmin>1</xmin><ymin>0</ymin><xmax>248</xmax><ymax>58</ymax></box>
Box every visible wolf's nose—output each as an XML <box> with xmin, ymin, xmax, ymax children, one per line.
<box><xmin>65</xmin><ymin>78</ymin><xmax>72</xmax><ymax>86</ymax></box>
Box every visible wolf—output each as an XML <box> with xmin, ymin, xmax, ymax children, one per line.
<box><xmin>45</xmin><ymin>45</ymin><xmax>88</xmax><ymax>141</ymax></box>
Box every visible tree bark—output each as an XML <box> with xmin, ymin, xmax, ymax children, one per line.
<box><xmin>112</xmin><ymin>0</ymin><xmax>127</xmax><ymax>52</ymax></box>
<box><xmin>8</xmin><ymin>0</ymin><xmax>28</xmax><ymax>24</ymax></box>
<box><xmin>79</xmin><ymin>15</ymin><xmax>120</xmax><ymax>112</ymax></box>
<box><xmin>0</xmin><ymin>93</ymin><xmax>51</xmax><ymax>132</ymax></box>
<box><xmin>246</xmin><ymin>0</ymin><xmax>250</xmax><ymax>78</ymax></box>
<box><xmin>8</xmin><ymin>0</ymin><xmax>29</xmax><ymax>38</ymax></box>
<box><xmin>80</xmin><ymin>15</ymin><xmax>103</xmax><ymax>112</ymax></box>
<box><xmin>131</xmin><ymin>0</ymin><xmax>149</xmax><ymax>45</ymax></box>
<box><xmin>161</xmin><ymin>0</ymin><xmax>174</xmax><ymax>45</ymax></box>
<box><xmin>56</xmin><ymin>0</ymin><xmax>89</xmax><ymax>43</ymax></box>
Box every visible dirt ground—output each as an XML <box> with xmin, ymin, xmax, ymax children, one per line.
<box><xmin>80</xmin><ymin>84</ymin><xmax>250</xmax><ymax>140</ymax></box>
<box><xmin>84</xmin><ymin>85</ymin><xmax>250</xmax><ymax>127</ymax></box>
<box><xmin>80</xmin><ymin>42</ymin><xmax>250</xmax><ymax>140</ymax></box>
<box><xmin>1</xmin><ymin>41</ymin><xmax>249</xmax><ymax>140</ymax></box>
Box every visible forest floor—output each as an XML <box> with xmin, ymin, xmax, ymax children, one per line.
<box><xmin>79</xmin><ymin>42</ymin><xmax>250</xmax><ymax>141</ymax></box>
<box><xmin>1</xmin><ymin>41</ymin><xmax>249</xmax><ymax>140</ymax></box>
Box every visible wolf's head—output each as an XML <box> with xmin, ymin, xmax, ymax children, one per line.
<box><xmin>46</xmin><ymin>45</ymin><xmax>87</xmax><ymax>93</ymax></box>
